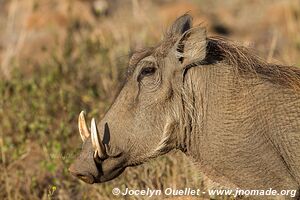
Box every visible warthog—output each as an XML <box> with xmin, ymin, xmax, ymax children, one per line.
<box><xmin>69</xmin><ymin>14</ymin><xmax>300</xmax><ymax>199</ymax></box>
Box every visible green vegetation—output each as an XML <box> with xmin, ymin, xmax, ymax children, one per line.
<box><xmin>0</xmin><ymin>9</ymin><xmax>204</xmax><ymax>200</ymax></box>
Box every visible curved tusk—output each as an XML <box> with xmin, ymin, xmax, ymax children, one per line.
<box><xmin>78</xmin><ymin>111</ymin><xmax>90</xmax><ymax>142</ymax></box>
<box><xmin>91</xmin><ymin>118</ymin><xmax>106</xmax><ymax>159</ymax></box>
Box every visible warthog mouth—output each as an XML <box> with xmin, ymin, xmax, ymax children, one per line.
<box><xmin>94</xmin><ymin>156</ymin><xmax>127</xmax><ymax>183</ymax></box>
<box><xmin>69</xmin><ymin>152</ymin><xmax>127</xmax><ymax>184</ymax></box>
<box><xmin>97</xmin><ymin>163</ymin><xmax>126</xmax><ymax>183</ymax></box>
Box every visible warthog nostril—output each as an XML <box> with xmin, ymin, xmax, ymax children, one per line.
<box><xmin>69</xmin><ymin>168</ymin><xmax>95</xmax><ymax>184</ymax></box>
<box><xmin>77</xmin><ymin>174</ymin><xmax>85</xmax><ymax>179</ymax></box>
<box><xmin>77</xmin><ymin>173</ymin><xmax>94</xmax><ymax>184</ymax></box>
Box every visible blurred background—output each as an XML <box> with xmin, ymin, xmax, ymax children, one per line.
<box><xmin>0</xmin><ymin>0</ymin><xmax>299</xmax><ymax>199</ymax></box>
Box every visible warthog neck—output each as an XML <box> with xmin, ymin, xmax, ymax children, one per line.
<box><xmin>178</xmin><ymin>62</ymin><xmax>300</xmax><ymax>190</ymax></box>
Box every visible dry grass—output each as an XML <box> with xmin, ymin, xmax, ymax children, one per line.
<box><xmin>0</xmin><ymin>0</ymin><xmax>299</xmax><ymax>199</ymax></box>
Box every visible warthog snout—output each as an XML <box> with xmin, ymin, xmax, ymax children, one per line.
<box><xmin>69</xmin><ymin>111</ymin><xmax>126</xmax><ymax>183</ymax></box>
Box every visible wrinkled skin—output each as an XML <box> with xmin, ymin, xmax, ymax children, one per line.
<box><xmin>69</xmin><ymin>14</ymin><xmax>300</xmax><ymax>199</ymax></box>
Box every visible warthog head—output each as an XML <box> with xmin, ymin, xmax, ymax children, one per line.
<box><xmin>69</xmin><ymin>14</ymin><xmax>207</xmax><ymax>184</ymax></box>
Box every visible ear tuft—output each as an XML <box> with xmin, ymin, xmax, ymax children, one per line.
<box><xmin>167</xmin><ymin>14</ymin><xmax>193</xmax><ymax>37</ymax></box>
<box><xmin>175</xmin><ymin>26</ymin><xmax>207</xmax><ymax>66</ymax></box>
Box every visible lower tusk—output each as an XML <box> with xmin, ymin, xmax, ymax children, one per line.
<box><xmin>91</xmin><ymin>118</ymin><xmax>106</xmax><ymax>159</ymax></box>
<box><xmin>93</xmin><ymin>150</ymin><xmax>98</xmax><ymax>159</ymax></box>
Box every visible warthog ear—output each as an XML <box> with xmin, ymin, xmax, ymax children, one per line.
<box><xmin>174</xmin><ymin>26</ymin><xmax>207</xmax><ymax>67</ymax></box>
<box><xmin>167</xmin><ymin>14</ymin><xmax>193</xmax><ymax>37</ymax></box>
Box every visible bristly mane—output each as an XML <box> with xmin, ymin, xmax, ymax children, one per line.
<box><xmin>126</xmin><ymin>29</ymin><xmax>300</xmax><ymax>91</ymax></box>
<box><xmin>205</xmin><ymin>36</ymin><xmax>300</xmax><ymax>91</ymax></box>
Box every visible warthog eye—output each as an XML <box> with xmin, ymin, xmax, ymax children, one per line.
<box><xmin>141</xmin><ymin>67</ymin><xmax>156</xmax><ymax>76</ymax></box>
<box><xmin>137</xmin><ymin>60</ymin><xmax>157</xmax><ymax>82</ymax></box>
